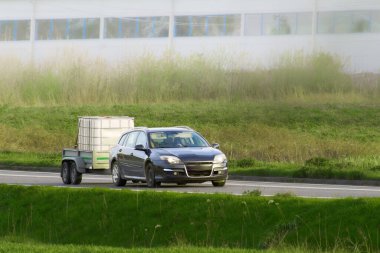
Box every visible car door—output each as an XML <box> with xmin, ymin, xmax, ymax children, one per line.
<box><xmin>117</xmin><ymin>133</ymin><xmax>129</xmax><ymax>172</ymax></box>
<box><xmin>130</xmin><ymin>131</ymin><xmax>148</xmax><ymax>178</ymax></box>
<box><xmin>122</xmin><ymin>131</ymin><xmax>140</xmax><ymax>177</ymax></box>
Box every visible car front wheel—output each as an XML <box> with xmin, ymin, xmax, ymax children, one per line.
<box><xmin>212</xmin><ymin>180</ymin><xmax>226</xmax><ymax>187</ymax></box>
<box><xmin>146</xmin><ymin>164</ymin><xmax>159</xmax><ymax>188</ymax></box>
<box><xmin>112</xmin><ymin>162</ymin><xmax>126</xmax><ymax>186</ymax></box>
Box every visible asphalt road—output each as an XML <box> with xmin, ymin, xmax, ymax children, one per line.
<box><xmin>1</xmin><ymin>169</ymin><xmax>380</xmax><ymax>198</ymax></box>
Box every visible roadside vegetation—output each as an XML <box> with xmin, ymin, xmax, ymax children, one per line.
<box><xmin>0</xmin><ymin>53</ymin><xmax>379</xmax><ymax>106</ymax></box>
<box><xmin>1</xmin><ymin>185</ymin><xmax>380</xmax><ymax>252</ymax></box>
<box><xmin>0</xmin><ymin>241</ymin><xmax>363</xmax><ymax>253</ymax></box>
<box><xmin>0</xmin><ymin>53</ymin><xmax>379</xmax><ymax>180</ymax></box>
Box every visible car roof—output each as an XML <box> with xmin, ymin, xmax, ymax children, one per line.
<box><xmin>120</xmin><ymin>127</ymin><xmax>194</xmax><ymax>136</ymax></box>
<box><xmin>147</xmin><ymin>127</ymin><xmax>193</xmax><ymax>132</ymax></box>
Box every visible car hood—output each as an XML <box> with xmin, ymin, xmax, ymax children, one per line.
<box><xmin>154</xmin><ymin>147</ymin><xmax>223</xmax><ymax>162</ymax></box>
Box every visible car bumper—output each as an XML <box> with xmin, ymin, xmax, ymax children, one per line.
<box><xmin>153</xmin><ymin>160</ymin><xmax>228</xmax><ymax>183</ymax></box>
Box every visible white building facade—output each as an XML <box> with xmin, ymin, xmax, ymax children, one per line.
<box><xmin>0</xmin><ymin>0</ymin><xmax>380</xmax><ymax>72</ymax></box>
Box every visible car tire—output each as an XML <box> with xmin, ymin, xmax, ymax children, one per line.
<box><xmin>61</xmin><ymin>162</ymin><xmax>71</xmax><ymax>185</ymax></box>
<box><xmin>146</xmin><ymin>164</ymin><xmax>159</xmax><ymax>188</ymax></box>
<box><xmin>112</xmin><ymin>162</ymin><xmax>126</xmax><ymax>186</ymax></box>
<box><xmin>212</xmin><ymin>180</ymin><xmax>226</xmax><ymax>187</ymax></box>
<box><xmin>70</xmin><ymin>162</ymin><xmax>82</xmax><ymax>185</ymax></box>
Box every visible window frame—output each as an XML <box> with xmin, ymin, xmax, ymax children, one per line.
<box><xmin>135</xmin><ymin>132</ymin><xmax>148</xmax><ymax>148</ymax></box>
<box><xmin>124</xmin><ymin>131</ymin><xmax>140</xmax><ymax>148</ymax></box>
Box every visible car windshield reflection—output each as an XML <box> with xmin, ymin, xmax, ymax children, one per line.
<box><xmin>149</xmin><ymin>131</ymin><xmax>209</xmax><ymax>148</ymax></box>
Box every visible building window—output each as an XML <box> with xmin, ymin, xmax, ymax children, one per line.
<box><xmin>318</xmin><ymin>11</ymin><xmax>375</xmax><ymax>34</ymax></box>
<box><xmin>154</xmin><ymin>16</ymin><xmax>170</xmax><ymax>37</ymax></box>
<box><xmin>296</xmin><ymin>13</ymin><xmax>312</xmax><ymax>34</ymax></box>
<box><xmin>86</xmin><ymin>18</ymin><xmax>100</xmax><ymax>39</ymax></box>
<box><xmin>317</xmin><ymin>12</ymin><xmax>335</xmax><ymax>33</ymax></box>
<box><xmin>69</xmin><ymin>19</ymin><xmax>84</xmax><ymax>39</ymax></box>
<box><xmin>174</xmin><ymin>14</ymin><xmax>240</xmax><ymax>37</ymax></box>
<box><xmin>334</xmin><ymin>12</ymin><xmax>355</xmax><ymax>33</ymax></box>
<box><xmin>174</xmin><ymin>16</ymin><xmax>189</xmax><ymax>37</ymax></box>
<box><xmin>372</xmin><ymin>10</ymin><xmax>380</xmax><ymax>33</ymax></box>
<box><xmin>208</xmin><ymin>15</ymin><xmax>226</xmax><ymax>36</ymax></box>
<box><xmin>352</xmin><ymin>11</ymin><xmax>371</xmax><ymax>33</ymax></box>
<box><xmin>0</xmin><ymin>20</ymin><xmax>30</xmax><ymax>41</ymax></box>
<box><xmin>36</xmin><ymin>18</ymin><xmax>100</xmax><ymax>40</ymax></box>
<box><xmin>104</xmin><ymin>16</ymin><xmax>169</xmax><ymax>38</ymax></box>
<box><xmin>245</xmin><ymin>13</ymin><xmax>311</xmax><ymax>36</ymax></box>
<box><xmin>191</xmin><ymin>16</ymin><xmax>207</xmax><ymax>36</ymax></box>
<box><xmin>263</xmin><ymin>13</ymin><xmax>296</xmax><ymax>35</ymax></box>
<box><xmin>225</xmin><ymin>15</ymin><xmax>241</xmax><ymax>36</ymax></box>
<box><xmin>245</xmin><ymin>14</ymin><xmax>261</xmax><ymax>36</ymax></box>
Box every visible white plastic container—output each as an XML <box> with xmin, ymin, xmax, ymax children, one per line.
<box><xmin>77</xmin><ymin>116</ymin><xmax>134</xmax><ymax>152</ymax></box>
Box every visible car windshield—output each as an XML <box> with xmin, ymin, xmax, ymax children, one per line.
<box><xmin>148</xmin><ymin>131</ymin><xmax>209</xmax><ymax>148</ymax></box>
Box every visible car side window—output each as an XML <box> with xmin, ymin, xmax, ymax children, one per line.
<box><xmin>118</xmin><ymin>133</ymin><xmax>128</xmax><ymax>145</ymax></box>
<box><xmin>124</xmin><ymin>131</ymin><xmax>139</xmax><ymax>148</ymax></box>
<box><xmin>135</xmin><ymin>132</ymin><xmax>147</xmax><ymax>147</ymax></box>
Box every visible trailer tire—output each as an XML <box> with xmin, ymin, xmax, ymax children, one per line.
<box><xmin>70</xmin><ymin>162</ymin><xmax>82</xmax><ymax>185</ymax></box>
<box><xmin>111</xmin><ymin>162</ymin><xmax>126</xmax><ymax>186</ymax></box>
<box><xmin>61</xmin><ymin>161</ymin><xmax>71</xmax><ymax>185</ymax></box>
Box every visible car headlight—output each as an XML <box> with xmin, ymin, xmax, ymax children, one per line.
<box><xmin>160</xmin><ymin>155</ymin><xmax>183</xmax><ymax>164</ymax></box>
<box><xmin>214</xmin><ymin>154</ymin><xmax>227</xmax><ymax>164</ymax></box>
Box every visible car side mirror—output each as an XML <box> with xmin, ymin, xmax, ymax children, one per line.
<box><xmin>212</xmin><ymin>143</ymin><xmax>220</xmax><ymax>149</ymax></box>
<box><xmin>135</xmin><ymin>144</ymin><xmax>146</xmax><ymax>151</ymax></box>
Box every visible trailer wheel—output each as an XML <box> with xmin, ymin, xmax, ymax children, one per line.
<box><xmin>61</xmin><ymin>162</ymin><xmax>71</xmax><ymax>185</ymax></box>
<box><xmin>70</xmin><ymin>162</ymin><xmax>82</xmax><ymax>185</ymax></box>
<box><xmin>111</xmin><ymin>162</ymin><xmax>126</xmax><ymax>186</ymax></box>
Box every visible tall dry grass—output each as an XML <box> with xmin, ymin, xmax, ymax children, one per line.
<box><xmin>0</xmin><ymin>52</ymin><xmax>379</xmax><ymax>106</ymax></box>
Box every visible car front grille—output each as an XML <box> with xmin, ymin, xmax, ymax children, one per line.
<box><xmin>185</xmin><ymin>162</ymin><xmax>213</xmax><ymax>177</ymax></box>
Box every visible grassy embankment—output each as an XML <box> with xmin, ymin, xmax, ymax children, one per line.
<box><xmin>0</xmin><ymin>184</ymin><xmax>380</xmax><ymax>252</ymax></box>
<box><xmin>0</xmin><ymin>53</ymin><xmax>379</xmax><ymax>180</ymax></box>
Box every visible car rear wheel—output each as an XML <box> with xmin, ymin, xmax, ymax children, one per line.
<box><xmin>212</xmin><ymin>180</ymin><xmax>226</xmax><ymax>187</ymax></box>
<box><xmin>61</xmin><ymin>162</ymin><xmax>71</xmax><ymax>185</ymax></box>
<box><xmin>112</xmin><ymin>162</ymin><xmax>126</xmax><ymax>186</ymax></box>
<box><xmin>146</xmin><ymin>164</ymin><xmax>159</xmax><ymax>188</ymax></box>
<box><xmin>70</xmin><ymin>162</ymin><xmax>82</xmax><ymax>185</ymax></box>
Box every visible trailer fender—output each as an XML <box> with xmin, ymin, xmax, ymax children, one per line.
<box><xmin>62</xmin><ymin>157</ymin><xmax>86</xmax><ymax>174</ymax></box>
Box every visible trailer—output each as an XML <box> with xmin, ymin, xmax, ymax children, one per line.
<box><xmin>61</xmin><ymin>116</ymin><xmax>134</xmax><ymax>184</ymax></box>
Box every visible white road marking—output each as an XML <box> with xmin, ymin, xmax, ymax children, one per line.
<box><xmin>227</xmin><ymin>182</ymin><xmax>380</xmax><ymax>192</ymax></box>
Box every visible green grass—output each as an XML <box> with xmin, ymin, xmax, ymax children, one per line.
<box><xmin>0</xmin><ymin>185</ymin><xmax>380</xmax><ymax>252</ymax></box>
<box><xmin>229</xmin><ymin>156</ymin><xmax>380</xmax><ymax>180</ymax></box>
<box><xmin>0</xmin><ymin>151</ymin><xmax>60</xmax><ymax>167</ymax></box>
<box><xmin>0</xmin><ymin>102</ymin><xmax>380</xmax><ymax>180</ymax></box>
<box><xmin>0</xmin><ymin>241</ymin><xmax>358</xmax><ymax>253</ymax></box>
